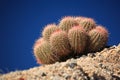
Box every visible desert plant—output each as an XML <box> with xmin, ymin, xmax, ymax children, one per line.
<box><xmin>74</xmin><ymin>16</ymin><xmax>85</xmax><ymax>23</ymax></box>
<box><xmin>77</xmin><ymin>18</ymin><xmax>96</xmax><ymax>32</ymax></box>
<box><xmin>33</xmin><ymin>38</ymin><xmax>60</xmax><ymax>64</ymax></box>
<box><xmin>42</xmin><ymin>24</ymin><xmax>59</xmax><ymax>41</ymax></box>
<box><xmin>50</xmin><ymin>30</ymin><xmax>71</xmax><ymax>57</ymax></box>
<box><xmin>33</xmin><ymin>16</ymin><xmax>109</xmax><ymax>64</ymax></box>
<box><xmin>68</xmin><ymin>26</ymin><xmax>88</xmax><ymax>54</ymax></box>
<box><xmin>88</xmin><ymin>25</ymin><xmax>109</xmax><ymax>52</ymax></box>
<box><xmin>59</xmin><ymin>16</ymin><xmax>78</xmax><ymax>33</ymax></box>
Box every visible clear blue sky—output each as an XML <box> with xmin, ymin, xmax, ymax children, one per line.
<box><xmin>0</xmin><ymin>0</ymin><xmax>120</xmax><ymax>73</ymax></box>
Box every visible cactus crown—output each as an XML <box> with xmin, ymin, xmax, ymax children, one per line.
<box><xmin>59</xmin><ymin>16</ymin><xmax>78</xmax><ymax>33</ymax></box>
<box><xmin>42</xmin><ymin>24</ymin><xmax>59</xmax><ymax>41</ymax></box>
<box><xmin>33</xmin><ymin>16</ymin><xmax>109</xmax><ymax>64</ymax></box>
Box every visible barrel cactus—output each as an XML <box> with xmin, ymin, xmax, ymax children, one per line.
<box><xmin>33</xmin><ymin>16</ymin><xmax>109</xmax><ymax>64</ymax></box>
<box><xmin>78</xmin><ymin>18</ymin><xmax>96</xmax><ymax>32</ymax></box>
<box><xmin>59</xmin><ymin>16</ymin><xmax>78</xmax><ymax>33</ymax></box>
<box><xmin>74</xmin><ymin>16</ymin><xmax>85</xmax><ymax>23</ymax></box>
<box><xmin>33</xmin><ymin>38</ymin><xmax>60</xmax><ymax>64</ymax></box>
<box><xmin>42</xmin><ymin>24</ymin><xmax>59</xmax><ymax>41</ymax></box>
<box><xmin>88</xmin><ymin>25</ymin><xmax>109</xmax><ymax>52</ymax></box>
<box><xmin>68</xmin><ymin>26</ymin><xmax>88</xmax><ymax>54</ymax></box>
<box><xmin>50</xmin><ymin>30</ymin><xmax>71</xmax><ymax>57</ymax></box>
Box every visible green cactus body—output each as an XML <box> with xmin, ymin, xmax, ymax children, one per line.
<box><xmin>50</xmin><ymin>30</ymin><xmax>71</xmax><ymax>57</ymax></box>
<box><xmin>79</xmin><ymin>18</ymin><xmax>96</xmax><ymax>32</ymax></box>
<box><xmin>59</xmin><ymin>16</ymin><xmax>78</xmax><ymax>33</ymax></box>
<box><xmin>88</xmin><ymin>26</ymin><xmax>108</xmax><ymax>52</ymax></box>
<box><xmin>68</xmin><ymin>26</ymin><xmax>88</xmax><ymax>54</ymax></box>
<box><xmin>33</xmin><ymin>38</ymin><xmax>60</xmax><ymax>64</ymax></box>
<box><xmin>42</xmin><ymin>24</ymin><xmax>59</xmax><ymax>41</ymax></box>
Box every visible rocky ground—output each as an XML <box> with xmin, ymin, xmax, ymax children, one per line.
<box><xmin>0</xmin><ymin>44</ymin><xmax>120</xmax><ymax>80</ymax></box>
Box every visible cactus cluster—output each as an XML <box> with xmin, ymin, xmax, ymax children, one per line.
<box><xmin>33</xmin><ymin>16</ymin><xmax>109</xmax><ymax>64</ymax></box>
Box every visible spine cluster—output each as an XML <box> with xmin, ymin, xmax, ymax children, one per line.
<box><xmin>33</xmin><ymin>16</ymin><xmax>109</xmax><ymax>64</ymax></box>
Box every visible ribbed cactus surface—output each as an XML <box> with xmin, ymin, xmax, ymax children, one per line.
<box><xmin>33</xmin><ymin>38</ymin><xmax>60</xmax><ymax>64</ymax></box>
<box><xmin>50</xmin><ymin>30</ymin><xmax>71</xmax><ymax>57</ymax></box>
<box><xmin>42</xmin><ymin>24</ymin><xmax>59</xmax><ymax>41</ymax></box>
<box><xmin>88</xmin><ymin>26</ymin><xmax>108</xmax><ymax>52</ymax></box>
<box><xmin>68</xmin><ymin>26</ymin><xmax>88</xmax><ymax>54</ymax></box>
<box><xmin>59</xmin><ymin>16</ymin><xmax>78</xmax><ymax>33</ymax></box>
<box><xmin>79</xmin><ymin>18</ymin><xmax>96</xmax><ymax>32</ymax></box>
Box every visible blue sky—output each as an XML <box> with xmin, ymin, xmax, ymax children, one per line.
<box><xmin>0</xmin><ymin>0</ymin><xmax>120</xmax><ymax>73</ymax></box>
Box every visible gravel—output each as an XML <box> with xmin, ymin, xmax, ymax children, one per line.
<box><xmin>0</xmin><ymin>44</ymin><xmax>120</xmax><ymax>80</ymax></box>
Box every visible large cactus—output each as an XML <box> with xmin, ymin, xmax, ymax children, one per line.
<box><xmin>68</xmin><ymin>26</ymin><xmax>88</xmax><ymax>54</ymax></box>
<box><xmin>50</xmin><ymin>30</ymin><xmax>71</xmax><ymax>57</ymax></box>
<box><xmin>33</xmin><ymin>38</ymin><xmax>60</xmax><ymax>64</ymax></box>
<box><xmin>88</xmin><ymin>25</ymin><xmax>108</xmax><ymax>52</ymax></box>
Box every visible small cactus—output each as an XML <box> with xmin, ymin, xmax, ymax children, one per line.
<box><xmin>88</xmin><ymin>25</ymin><xmax>109</xmax><ymax>52</ymax></box>
<box><xmin>59</xmin><ymin>16</ymin><xmax>78</xmax><ymax>33</ymax></box>
<box><xmin>42</xmin><ymin>24</ymin><xmax>59</xmax><ymax>41</ymax></box>
<box><xmin>68</xmin><ymin>26</ymin><xmax>88</xmax><ymax>54</ymax></box>
<box><xmin>50</xmin><ymin>30</ymin><xmax>71</xmax><ymax>57</ymax></box>
<box><xmin>79</xmin><ymin>18</ymin><xmax>96</xmax><ymax>32</ymax></box>
<box><xmin>33</xmin><ymin>38</ymin><xmax>60</xmax><ymax>64</ymax></box>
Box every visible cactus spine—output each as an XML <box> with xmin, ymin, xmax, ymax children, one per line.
<box><xmin>68</xmin><ymin>26</ymin><xmax>88</xmax><ymax>54</ymax></box>
<box><xmin>88</xmin><ymin>25</ymin><xmax>108</xmax><ymax>52</ymax></box>
<box><xmin>59</xmin><ymin>16</ymin><xmax>78</xmax><ymax>33</ymax></box>
<box><xmin>50</xmin><ymin>30</ymin><xmax>71</xmax><ymax>57</ymax></box>
<box><xmin>42</xmin><ymin>24</ymin><xmax>59</xmax><ymax>41</ymax></box>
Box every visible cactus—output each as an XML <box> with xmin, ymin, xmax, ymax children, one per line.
<box><xmin>68</xmin><ymin>26</ymin><xmax>88</xmax><ymax>54</ymax></box>
<box><xmin>33</xmin><ymin>38</ymin><xmax>60</xmax><ymax>64</ymax></box>
<box><xmin>50</xmin><ymin>30</ymin><xmax>71</xmax><ymax>57</ymax></box>
<box><xmin>88</xmin><ymin>25</ymin><xmax>109</xmax><ymax>52</ymax></box>
<box><xmin>59</xmin><ymin>16</ymin><xmax>78</xmax><ymax>33</ymax></box>
<box><xmin>79</xmin><ymin>18</ymin><xmax>96</xmax><ymax>32</ymax></box>
<box><xmin>42</xmin><ymin>24</ymin><xmax>59</xmax><ymax>41</ymax></box>
<box><xmin>74</xmin><ymin>16</ymin><xmax>85</xmax><ymax>23</ymax></box>
<box><xmin>33</xmin><ymin>38</ymin><xmax>44</xmax><ymax>64</ymax></box>
<box><xmin>33</xmin><ymin>16</ymin><xmax>109</xmax><ymax>64</ymax></box>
